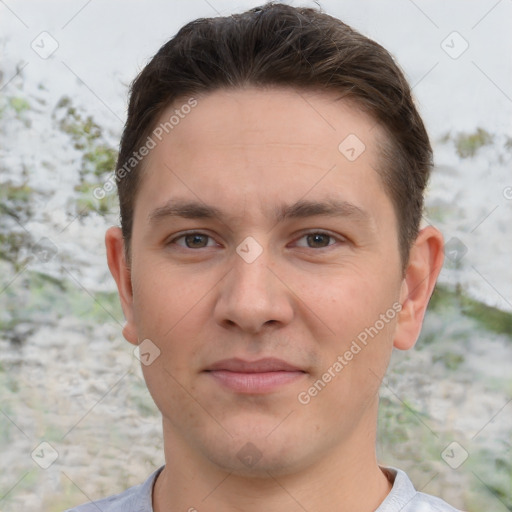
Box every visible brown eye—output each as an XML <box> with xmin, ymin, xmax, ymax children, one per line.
<box><xmin>169</xmin><ymin>232</ymin><xmax>215</xmax><ymax>249</ymax></box>
<box><xmin>306</xmin><ymin>233</ymin><xmax>332</xmax><ymax>248</ymax></box>
<box><xmin>294</xmin><ymin>231</ymin><xmax>339</xmax><ymax>249</ymax></box>
<box><xmin>183</xmin><ymin>234</ymin><xmax>209</xmax><ymax>248</ymax></box>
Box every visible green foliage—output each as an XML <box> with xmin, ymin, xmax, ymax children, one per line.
<box><xmin>454</xmin><ymin>128</ymin><xmax>493</xmax><ymax>158</ymax></box>
<box><xmin>55</xmin><ymin>95</ymin><xmax>118</xmax><ymax>182</ymax></box>
<box><xmin>9</xmin><ymin>96</ymin><xmax>30</xmax><ymax>115</ymax></box>
<box><xmin>0</xmin><ymin>181</ymin><xmax>33</xmax><ymax>217</ymax></box>
<box><xmin>429</xmin><ymin>283</ymin><xmax>512</xmax><ymax>336</ymax></box>
<box><xmin>432</xmin><ymin>351</ymin><xmax>465</xmax><ymax>370</ymax></box>
<box><xmin>461</xmin><ymin>295</ymin><xmax>512</xmax><ymax>335</ymax></box>
<box><xmin>0</xmin><ymin>180</ymin><xmax>35</xmax><ymax>269</ymax></box>
<box><xmin>0</xmin><ymin>185</ymin><xmax>55</xmax><ymax>275</ymax></box>
<box><xmin>74</xmin><ymin>181</ymin><xmax>118</xmax><ymax>216</ymax></box>
<box><xmin>53</xmin><ymin>95</ymin><xmax>119</xmax><ymax>217</ymax></box>
<box><xmin>83</xmin><ymin>143</ymin><xmax>118</xmax><ymax>177</ymax></box>
<box><xmin>0</xmin><ymin>229</ymin><xmax>32</xmax><ymax>270</ymax></box>
<box><xmin>464</xmin><ymin>445</ymin><xmax>512</xmax><ymax>511</ymax></box>
<box><xmin>439</xmin><ymin>128</ymin><xmax>494</xmax><ymax>158</ymax></box>
<box><xmin>424</xmin><ymin>204</ymin><xmax>447</xmax><ymax>223</ymax></box>
<box><xmin>1</xmin><ymin>269</ymin><xmax>124</xmax><ymax>337</ymax></box>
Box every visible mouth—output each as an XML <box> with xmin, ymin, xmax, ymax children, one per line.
<box><xmin>203</xmin><ymin>358</ymin><xmax>307</xmax><ymax>394</ymax></box>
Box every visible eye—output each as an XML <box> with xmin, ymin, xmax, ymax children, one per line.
<box><xmin>169</xmin><ymin>232</ymin><xmax>217</xmax><ymax>249</ymax></box>
<box><xmin>167</xmin><ymin>230</ymin><xmax>344</xmax><ymax>251</ymax></box>
<box><xmin>294</xmin><ymin>231</ymin><xmax>342</xmax><ymax>249</ymax></box>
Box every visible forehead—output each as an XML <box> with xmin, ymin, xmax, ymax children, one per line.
<box><xmin>134</xmin><ymin>87</ymin><xmax>394</xmax><ymax>230</ymax></box>
<box><xmin>150</xmin><ymin>87</ymin><xmax>382</xmax><ymax>164</ymax></box>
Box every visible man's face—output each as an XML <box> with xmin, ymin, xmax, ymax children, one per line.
<box><xmin>124</xmin><ymin>88</ymin><xmax>407</xmax><ymax>475</ymax></box>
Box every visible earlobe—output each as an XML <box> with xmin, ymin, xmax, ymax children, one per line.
<box><xmin>393</xmin><ymin>225</ymin><xmax>444</xmax><ymax>351</ymax></box>
<box><xmin>105</xmin><ymin>227</ymin><xmax>139</xmax><ymax>345</ymax></box>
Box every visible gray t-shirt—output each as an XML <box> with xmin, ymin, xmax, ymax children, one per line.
<box><xmin>65</xmin><ymin>466</ymin><xmax>463</xmax><ymax>511</ymax></box>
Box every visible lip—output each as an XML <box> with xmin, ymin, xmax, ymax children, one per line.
<box><xmin>204</xmin><ymin>358</ymin><xmax>306</xmax><ymax>394</ymax></box>
<box><xmin>205</xmin><ymin>357</ymin><xmax>303</xmax><ymax>373</ymax></box>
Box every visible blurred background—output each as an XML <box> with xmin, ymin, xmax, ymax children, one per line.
<box><xmin>0</xmin><ymin>0</ymin><xmax>511</xmax><ymax>510</ymax></box>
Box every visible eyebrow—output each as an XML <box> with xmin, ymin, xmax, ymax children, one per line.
<box><xmin>149</xmin><ymin>197</ymin><xmax>371</xmax><ymax>225</ymax></box>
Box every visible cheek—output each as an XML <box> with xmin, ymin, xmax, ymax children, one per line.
<box><xmin>140</xmin><ymin>354</ymin><xmax>207</xmax><ymax>442</ymax></box>
<box><xmin>126</xmin><ymin>249</ymin><xmax>212</xmax><ymax>424</ymax></box>
<box><xmin>131</xmin><ymin>261</ymin><xmax>209</xmax><ymax>421</ymax></box>
<box><xmin>312</xmin><ymin>315</ymin><xmax>397</xmax><ymax>421</ymax></box>
<box><xmin>132</xmin><ymin>258</ymin><xmax>199</xmax><ymax>325</ymax></box>
<box><xmin>302</xmin><ymin>265</ymin><xmax>401</xmax><ymax>382</ymax></box>
<box><xmin>295</xmin><ymin>264</ymin><xmax>400</xmax><ymax>330</ymax></box>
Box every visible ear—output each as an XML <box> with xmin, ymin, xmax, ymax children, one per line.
<box><xmin>105</xmin><ymin>227</ymin><xmax>138</xmax><ymax>345</ymax></box>
<box><xmin>394</xmin><ymin>225</ymin><xmax>444</xmax><ymax>351</ymax></box>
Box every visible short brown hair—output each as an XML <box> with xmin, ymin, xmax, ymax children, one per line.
<box><xmin>115</xmin><ymin>2</ymin><xmax>432</xmax><ymax>268</ymax></box>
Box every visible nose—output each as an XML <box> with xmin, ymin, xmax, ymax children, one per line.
<box><xmin>213</xmin><ymin>241</ymin><xmax>294</xmax><ymax>334</ymax></box>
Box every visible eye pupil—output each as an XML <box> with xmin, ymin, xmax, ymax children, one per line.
<box><xmin>186</xmin><ymin>234</ymin><xmax>208</xmax><ymax>248</ymax></box>
<box><xmin>307</xmin><ymin>233</ymin><xmax>330</xmax><ymax>248</ymax></box>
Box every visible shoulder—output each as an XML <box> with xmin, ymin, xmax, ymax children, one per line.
<box><xmin>377</xmin><ymin>467</ymin><xmax>464</xmax><ymax>512</ymax></box>
<box><xmin>64</xmin><ymin>466</ymin><xmax>164</xmax><ymax>512</ymax></box>
<box><xmin>404</xmin><ymin>492</ymin><xmax>464</xmax><ymax>512</ymax></box>
<box><xmin>64</xmin><ymin>488</ymin><xmax>138</xmax><ymax>512</ymax></box>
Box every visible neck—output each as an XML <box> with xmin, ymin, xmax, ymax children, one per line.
<box><xmin>153</xmin><ymin>408</ymin><xmax>392</xmax><ymax>512</ymax></box>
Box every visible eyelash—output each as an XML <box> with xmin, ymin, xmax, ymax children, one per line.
<box><xmin>167</xmin><ymin>230</ymin><xmax>345</xmax><ymax>250</ymax></box>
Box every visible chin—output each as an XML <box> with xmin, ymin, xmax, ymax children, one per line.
<box><xmin>200</xmin><ymin>426</ymin><xmax>308</xmax><ymax>478</ymax></box>
<box><xmin>207</xmin><ymin>446</ymin><xmax>301</xmax><ymax>478</ymax></box>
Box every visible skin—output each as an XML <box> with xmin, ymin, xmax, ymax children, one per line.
<box><xmin>106</xmin><ymin>87</ymin><xmax>444</xmax><ymax>512</ymax></box>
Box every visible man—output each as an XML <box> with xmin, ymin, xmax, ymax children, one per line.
<box><xmin>68</xmin><ymin>2</ymin><xmax>460</xmax><ymax>511</ymax></box>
